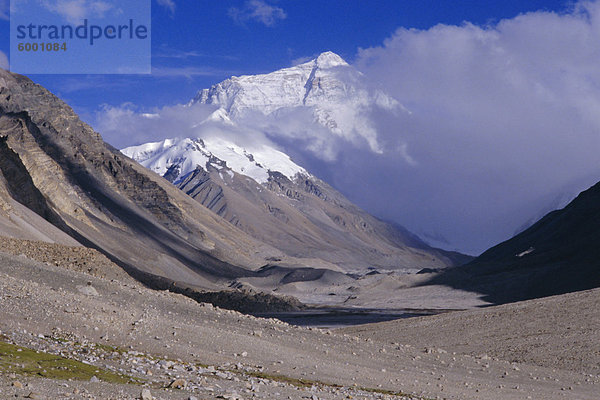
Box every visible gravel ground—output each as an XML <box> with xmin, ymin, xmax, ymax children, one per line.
<box><xmin>342</xmin><ymin>287</ymin><xmax>600</xmax><ymax>376</ymax></box>
<box><xmin>0</xmin><ymin>241</ymin><xmax>598</xmax><ymax>400</ymax></box>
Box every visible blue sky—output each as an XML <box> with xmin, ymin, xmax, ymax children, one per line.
<box><xmin>0</xmin><ymin>0</ymin><xmax>572</xmax><ymax>115</ymax></box>
<box><xmin>4</xmin><ymin>0</ymin><xmax>598</xmax><ymax>254</ymax></box>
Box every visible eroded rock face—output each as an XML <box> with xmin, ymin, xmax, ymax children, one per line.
<box><xmin>0</xmin><ymin>69</ymin><xmax>283</xmax><ymax>288</ymax></box>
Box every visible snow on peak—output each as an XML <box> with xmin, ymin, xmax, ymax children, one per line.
<box><xmin>191</xmin><ymin>51</ymin><xmax>354</xmax><ymax>117</ymax></box>
<box><xmin>123</xmin><ymin>51</ymin><xmax>402</xmax><ymax>185</ymax></box>
<box><xmin>121</xmin><ymin>137</ymin><xmax>307</xmax><ymax>185</ymax></box>
<box><xmin>189</xmin><ymin>51</ymin><xmax>400</xmax><ymax>154</ymax></box>
<box><xmin>202</xmin><ymin>108</ymin><xmax>235</xmax><ymax>125</ymax></box>
<box><xmin>314</xmin><ymin>51</ymin><xmax>349</xmax><ymax>68</ymax></box>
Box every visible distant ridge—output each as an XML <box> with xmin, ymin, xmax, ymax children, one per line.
<box><xmin>429</xmin><ymin>180</ymin><xmax>600</xmax><ymax>303</ymax></box>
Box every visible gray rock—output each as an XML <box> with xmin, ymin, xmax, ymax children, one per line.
<box><xmin>77</xmin><ymin>285</ymin><xmax>99</xmax><ymax>297</ymax></box>
<box><xmin>140</xmin><ymin>388</ymin><xmax>153</xmax><ymax>400</ymax></box>
<box><xmin>11</xmin><ymin>381</ymin><xmax>24</xmax><ymax>389</ymax></box>
<box><xmin>168</xmin><ymin>378</ymin><xmax>186</xmax><ymax>389</ymax></box>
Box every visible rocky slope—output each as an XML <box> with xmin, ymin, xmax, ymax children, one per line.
<box><xmin>429</xmin><ymin>179</ymin><xmax>600</xmax><ymax>303</ymax></box>
<box><xmin>0</xmin><ymin>246</ymin><xmax>597</xmax><ymax>400</ymax></box>
<box><xmin>343</xmin><ymin>287</ymin><xmax>600</xmax><ymax>376</ymax></box>
<box><xmin>124</xmin><ymin>136</ymin><xmax>466</xmax><ymax>273</ymax></box>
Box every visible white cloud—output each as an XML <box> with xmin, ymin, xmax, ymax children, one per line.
<box><xmin>339</xmin><ymin>0</ymin><xmax>600</xmax><ymax>253</ymax></box>
<box><xmin>93</xmin><ymin>103</ymin><xmax>276</xmax><ymax>151</ymax></box>
<box><xmin>0</xmin><ymin>50</ymin><xmax>8</xmax><ymax>70</ymax></box>
<box><xmin>290</xmin><ymin>55</ymin><xmax>313</xmax><ymax>66</ymax></box>
<box><xmin>156</xmin><ymin>0</ymin><xmax>175</xmax><ymax>16</ymax></box>
<box><xmin>228</xmin><ymin>0</ymin><xmax>286</xmax><ymax>27</ymax></box>
<box><xmin>41</xmin><ymin>0</ymin><xmax>115</xmax><ymax>24</ymax></box>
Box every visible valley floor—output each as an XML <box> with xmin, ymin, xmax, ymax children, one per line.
<box><xmin>0</xmin><ymin>242</ymin><xmax>598</xmax><ymax>400</ymax></box>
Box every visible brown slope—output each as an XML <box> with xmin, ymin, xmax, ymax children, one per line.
<box><xmin>0</xmin><ymin>69</ymin><xmax>286</xmax><ymax>289</ymax></box>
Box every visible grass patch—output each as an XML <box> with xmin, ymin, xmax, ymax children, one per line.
<box><xmin>0</xmin><ymin>341</ymin><xmax>136</xmax><ymax>384</ymax></box>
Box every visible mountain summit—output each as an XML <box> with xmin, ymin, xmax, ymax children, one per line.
<box><xmin>192</xmin><ymin>51</ymin><xmax>354</xmax><ymax>115</ymax></box>
<box><xmin>123</xmin><ymin>54</ymin><xmax>468</xmax><ymax>273</ymax></box>
<box><xmin>190</xmin><ymin>51</ymin><xmax>400</xmax><ymax>153</ymax></box>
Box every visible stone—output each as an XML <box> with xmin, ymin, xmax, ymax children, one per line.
<box><xmin>11</xmin><ymin>381</ymin><xmax>24</xmax><ymax>389</ymax></box>
<box><xmin>77</xmin><ymin>285</ymin><xmax>99</xmax><ymax>296</ymax></box>
<box><xmin>140</xmin><ymin>388</ymin><xmax>153</xmax><ymax>400</ymax></box>
<box><xmin>89</xmin><ymin>376</ymin><xmax>100</xmax><ymax>383</ymax></box>
<box><xmin>168</xmin><ymin>378</ymin><xmax>187</xmax><ymax>389</ymax></box>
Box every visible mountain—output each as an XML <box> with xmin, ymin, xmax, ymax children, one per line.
<box><xmin>0</xmin><ymin>66</ymin><xmax>470</xmax><ymax>313</ymax></box>
<box><xmin>123</xmin><ymin>52</ymin><xmax>469</xmax><ymax>273</ymax></box>
<box><xmin>0</xmin><ymin>67</ymin><xmax>316</xmax><ymax>311</ymax></box>
<box><xmin>428</xmin><ymin>180</ymin><xmax>600</xmax><ymax>303</ymax></box>
<box><xmin>122</xmin><ymin>135</ymin><xmax>307</xmax><ymax>187</ymax></box>
<box><xmin>190</xmin><ymin>51</ymin><xmax>402</xmax><ymax>154</ymax></box>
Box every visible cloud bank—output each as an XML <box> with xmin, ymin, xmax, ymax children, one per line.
<box><xmin>94</xmin><ymin>102</ymin><xmax>276</xmax><ymax>152</ymax></box>
<box><xmin>344</xmin><ymin>0</ymin><xmax>600</xmax><ymax>253</ymax></box>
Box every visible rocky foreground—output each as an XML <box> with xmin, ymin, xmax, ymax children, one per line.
<box><xmin>0</xmin><ymin>238</ymin><xmax>598</xmax><ymax>400</ymax></box>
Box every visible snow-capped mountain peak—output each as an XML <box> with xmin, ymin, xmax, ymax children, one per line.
<box><xmin>189</xmin><ymin>51</ymin><xmax>400</xmax><ymax>154</ymax></box>
<box><xmin>190</xmin><ymin>51</ymin><xmax>355</xmax><ymax>116</ymax></box>
<box><xmin>312</xmin><ymin>51</ymin><xmax>349</xmax><ymax>68</ymax></box>
<box><xmin>121</xmin><ymin>137</ymin><xmax>307</xmax><ymax>185</ymax></box>
<box><xmin>123</xmin><ymin>51</ymin><xmax>403</xmax><ymax>188</ymax></box>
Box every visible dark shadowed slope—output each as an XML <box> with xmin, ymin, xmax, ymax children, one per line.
<box><xmin>427</xmin><ymin>180</ymin><xmax>600</xmax><ymax>303</ymax></box>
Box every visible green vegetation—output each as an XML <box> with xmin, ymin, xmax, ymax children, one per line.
<box><xmin>0</xmin><ymin>341</ymin><xmax>136</xmax><ymax>384</ymax></box>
